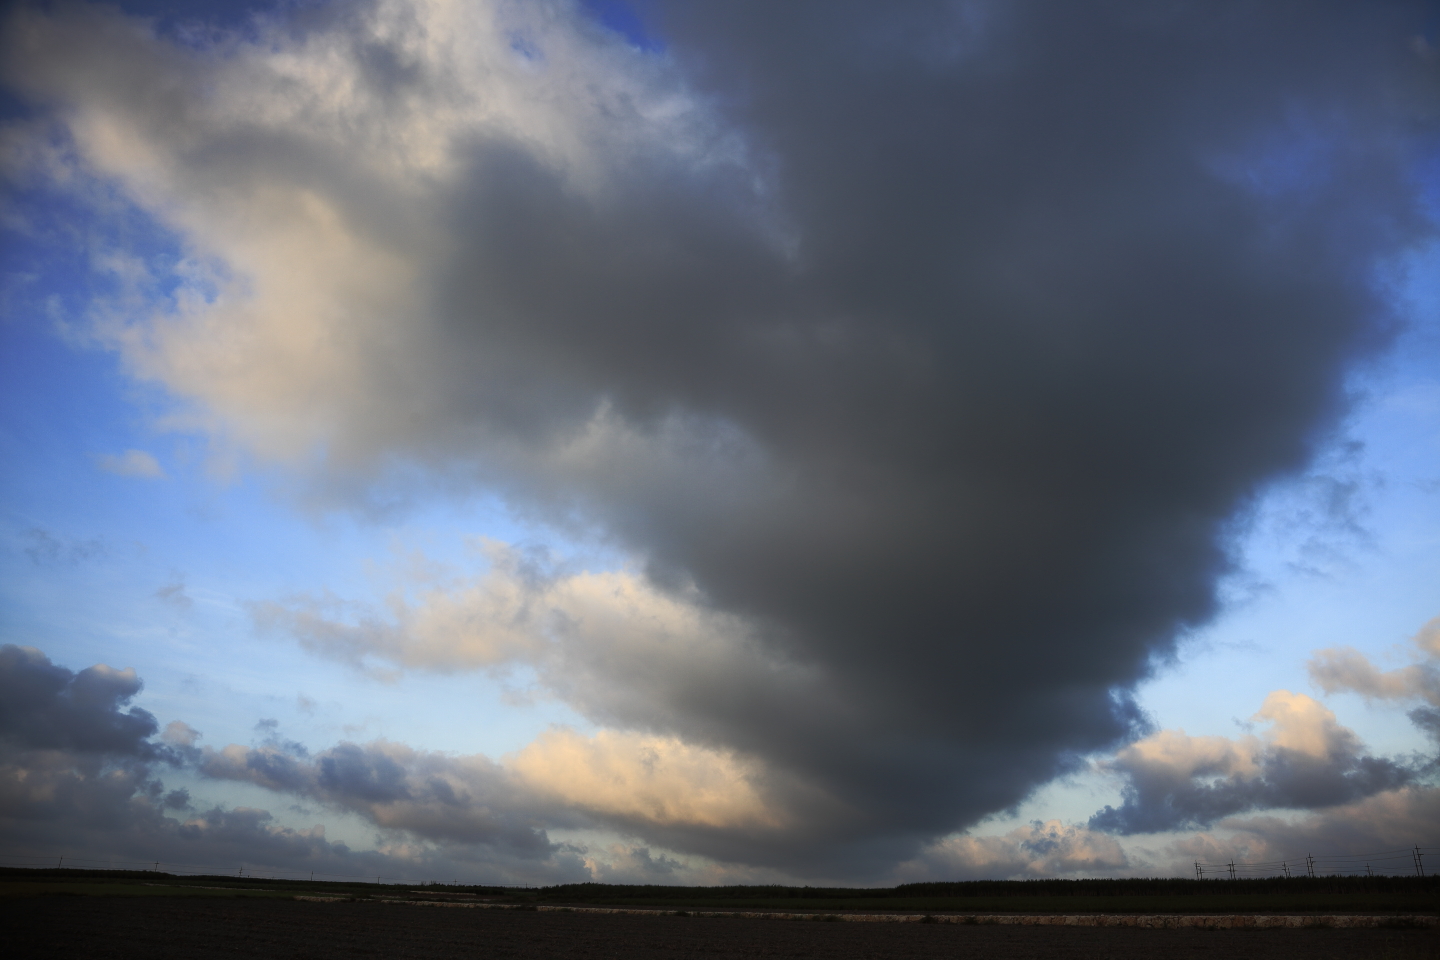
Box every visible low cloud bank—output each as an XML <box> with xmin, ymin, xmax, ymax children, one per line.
<box><xmin>896</xmin><ymin>821</ymin><xmax>1131</xmax><ymax>883</ymax></box>
<box><xmin>1166</xmin><ymin>786</ymin><xmax>1440</xmax><ymax>871</ymax></box>
<box><xmin>4</xmin><ymin>645</ymin><xmax>1435</xmax><ymax>882</ymax></box>
<box><xmin>0</xmin><ymin>645</ymin><xmax>370</xmax><ymax>877</ymax></box>
<box><xmin>1089</xmin><ymin>691</ymin><xmax>1417</xmax><ymax>835</ymax></box>
<box><xmin>0</xmin><ymin>645</ymin><xmax>805</xmax><ymax>880</ymax></box>
<box><xmin>0</xmin><ymin>645</ymin><xmax>589</xmax><ymax>882</ymax></box>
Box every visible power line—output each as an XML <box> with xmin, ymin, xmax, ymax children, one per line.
<box><xmin>1194</xmin><ymin>845</ymin><xmax>1436</xmax><ymax>878</ymax></box>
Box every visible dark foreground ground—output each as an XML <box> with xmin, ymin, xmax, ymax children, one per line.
<box><xmin>4</xmin><ymin>897</ymin><xmax>1437</xmax><ymax>960</ymax></box>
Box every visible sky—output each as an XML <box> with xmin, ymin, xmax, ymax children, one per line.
<box><xmin>1</xmin><ymin>0</ymin><xmax>1438</xmax><ymax>886</ymax></box>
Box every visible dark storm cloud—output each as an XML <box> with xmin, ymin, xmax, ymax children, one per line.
<box><xmin>5</xmin><ymin>0</ymin><xmax>1438</xmax><ymax>875</ymax></box>
<box><xmin>0</xmin><ymin>644</ymin><xmax>169</xmax><ymax>759</ymax></box>
<box><xmin>436</xmin><ymin>0</ymin><xmax>1435</xmax><ymax>865</ymax></box>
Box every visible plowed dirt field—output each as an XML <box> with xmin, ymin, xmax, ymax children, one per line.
<box><xmin>5</xmin><ymin>896</ymin><xmax>1435</xmax><ymax>959</ymax></box>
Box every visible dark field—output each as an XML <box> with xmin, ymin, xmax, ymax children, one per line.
<box><xmin>4</xmin><ymin>896</ymin><xmax>1437</xmax><ymax>960</ymax></box>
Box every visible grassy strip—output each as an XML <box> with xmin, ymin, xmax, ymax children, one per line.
<box><xmin>4</xmin><ymin>869</ymin><xmax>1434</xmax><ymax>914</ymax></box>
<box><xmin>540</xmin><ymin>877</ymin><xmax>1438</xmax><ymax>901</ymax></box>
<box><xmin>0</xmin><ymin>881</ymin><xmax>297</xmax><ymax>900</ymax></box>
<box><xmin>0</xmin><ymin>867</ymin><xmax>503</xmax><ymax>899</ymax></box>
<box><xmin>544</xmin><ymin>893</ymin><xmax>1436</xmax><ymax>915</ymax></box>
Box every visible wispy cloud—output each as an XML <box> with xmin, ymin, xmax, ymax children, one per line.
<box><xmin>1309</xmin><ymin>616</ymin><xmax>1440</xmax><ymax>707</ymax></box>
<box><xmin>96</xmin><ymin>449</ymin><xmax>164</xmax><ymax>479</ymax></box>
<box><xmin>1309</xmin><ymin>616</ymin><xmax>1440</xmax><ymax>747</ymax></box>
<box><xmin>154</xmin><ymin>576</ymin><xmax>193</xmax><ymax>610</ymax></box>
<box><xmin>19</xmin><ymin>527</ymin><xmax>107</xmax><ymax>566</ymax></box>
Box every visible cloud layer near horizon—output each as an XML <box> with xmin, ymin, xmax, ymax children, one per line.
<box><xmin>2</xmin><ymin>643</ymin><xmax>1434</xmax><ymax>883</ymax></box>
<box><xmin>1090</xmin><ymin>691</ymin><xmax>1414</xmax><ymax>834</ymax></box>
<box><xmin>3</xmin><ymin>0</ymin><xmax>1438</xmax><ymax>877</ymax></box>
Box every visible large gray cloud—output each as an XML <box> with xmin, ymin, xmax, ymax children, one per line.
<box><xmin>4</xmin><ymin>0</ymin><xmax>1438</xmax><ymax>876</ymax></box>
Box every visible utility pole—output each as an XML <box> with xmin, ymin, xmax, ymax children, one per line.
<box><xmin>1306</xmin><ymin>854</ymin><xmax>1315</xmax><ymax>878</ymax></box>
<box><xmin>1227</xmin><ymin>861</ymin><xmax>1236</xmax><ymax>880</ymax></box>
<box><xmin>1282</xmin><ymin>862</ymin><xmax>1289</xmax><ymax>878</ymax></box>
<box><xmin>1194</xmin><ymin>862</ymin><xmax>1202</xmax><ymax>880</ymax></box>
<box><xmin>1415</xmin><ymin>846</ymin><xmax>1426</xmax><ymax>878</ymax></box>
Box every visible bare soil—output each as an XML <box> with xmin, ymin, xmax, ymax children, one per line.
<box><xmin>5</xmin><ymin>896</ymin><xmax>1436</xmax><ymax>959</ymax></box>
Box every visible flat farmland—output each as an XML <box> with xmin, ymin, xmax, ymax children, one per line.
<box><xmin>5</xmin><ymin>896</ymin><xmax>1437</xmax><ymax>960</ymax></box>
<box><xmin>544</xmin><ymin>892</ymin><xmax>1435</xmax><ymax>915</ymax></box>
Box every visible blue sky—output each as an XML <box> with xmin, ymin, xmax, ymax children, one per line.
<box><xmin>1</xmin><ymin>0</ymin><xmax>1437</xmax><ymax>884</ymax></box>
